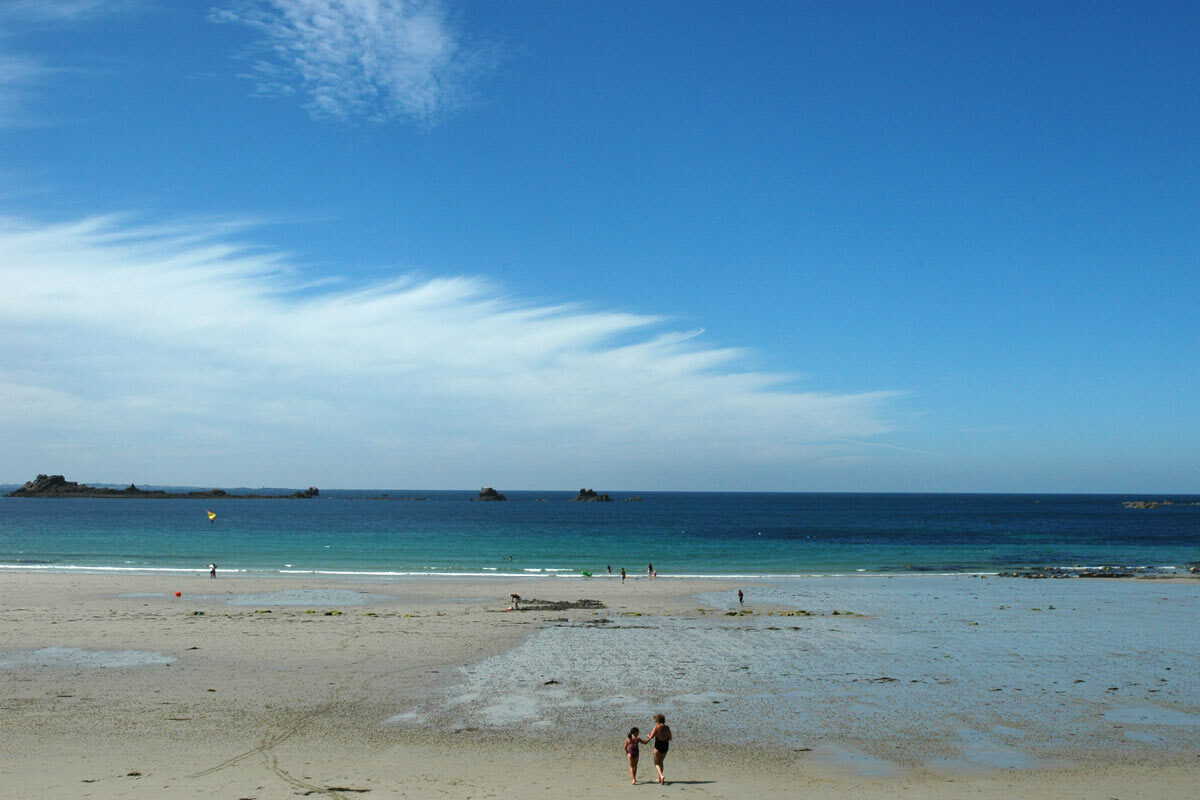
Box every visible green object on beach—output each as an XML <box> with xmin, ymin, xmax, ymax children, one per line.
<box><xmin>580</xmin><ymin>570</ymin><xmax>592</xmax><ymax>577</ymax></box>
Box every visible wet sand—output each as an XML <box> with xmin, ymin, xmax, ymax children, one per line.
<box><xmin>1</xmin><ymin>572</ymin><xmax>1197</xmax><ymax>799</ymax></box>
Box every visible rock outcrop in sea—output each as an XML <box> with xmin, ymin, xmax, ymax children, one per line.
<box><xmin>472</xmin><ymin>487</ymin><xmax>507</xmax><ymax>501</ymax></box>
<box><xmin>6</xmin><ymin>474</ymin><xmax>319</xmax><ymax>499</ymax></box>
<box><xmin>996</xmin><ymin>565</ymin><xmax>1171</xmax><ymax>579</ymax></box>
<box><xmin>571</xmin><ymin>488</ymin><xmax>613</xmax><ymax>502</ymax></box>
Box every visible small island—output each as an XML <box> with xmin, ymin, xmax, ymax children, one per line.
<box><xmin>471</xmin><ymin>486</ymin><xmax>507</xmax><ymax>501</ymax></box>
<box><xmin>571</xmin><ymin>488</ymin><xmax>613</xmax><ymax>502</ymax></box>
<box><xmin>1122</xmin><ymin>499</ymin><xmax>1200</xmax><ymax>509</ymax></box>
<box><xmin>6</xmin><ymin>474</ymin><xmax>319</xmax><ymax>499</ymax></box>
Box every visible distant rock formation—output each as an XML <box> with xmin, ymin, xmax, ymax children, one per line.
<box><xmin>472</xmin><ymin>487</ymin><xmax>507</xmax><ymax>501</ymax></box>
<box><xmin>624</xmin><ymin>496</ymin><xmax>643</xmax><ymax>502</ymax></box>
<box><xmin>997</xmin><ymin>564</ymin><xmax>1166</xmax><ymax>579</ymax></box>
<box><xmin>571</xmin><ymin>488</ymin><xmax>613</xmax><ymax>502</ymax></box>
<box><xmin>1122</xmin><ymin>499</ymin><xmax>1200</xmax><ymax>509</ymax></box>
<box><xmin>6</xmin><ymin>474</ymin><xmax>318</xmax><ymax>499</ymax></box>
<box><xmin>8</xmin><ymin>474</ymin><xmax>82</xmax><ymax>496</ymax></box>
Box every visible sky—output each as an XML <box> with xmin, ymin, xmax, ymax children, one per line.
<box><xmin>1</xmin><ymin>1</ymin><xmax>1197</xmax><ymax>492</ymax></box>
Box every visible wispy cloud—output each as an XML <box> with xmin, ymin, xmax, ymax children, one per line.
<box><xmin>0</xmin><ymin>54</ymin><xmax>54</xmax><ymax>128</ymax></box>
<box><xmin>212</xmin><ymin>0</ymin><xmax>492</xmax><ymax>124</ymax></box>
<box><xmin>0</xmin><ymin>216</ymin><xmax>900</xmax><ymax>489</ymax></box>
<box><xmin>0</xmin><ymin>1</ymin><xmax>133</xmax><ymax>127</ymax></box>
<box><xmin>0</xmin><ymin>1</ymin><xmax>123</xmax><ymax>23</ymax></box>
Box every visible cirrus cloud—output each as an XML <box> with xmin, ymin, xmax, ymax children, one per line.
<box><xmin>211</xmin><ymin>0</ymin><xmax>492</xmax><ymax>124</ymax></box>
<box><xmin>0</xmin><ymin>216</ymin><xmax>901</xmax><ymax>489</ymax></box>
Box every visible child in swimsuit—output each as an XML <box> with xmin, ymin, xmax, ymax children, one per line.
<box><xmin>624</xmin><ymin>727</ymin><xmax>646</xmax><ymax>784</ymax></box>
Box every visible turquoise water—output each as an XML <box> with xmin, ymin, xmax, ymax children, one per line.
<box><xmin>1</xmin><ymin>492</ymin><xmax>1198</xmax><ymax>577</ymax></box>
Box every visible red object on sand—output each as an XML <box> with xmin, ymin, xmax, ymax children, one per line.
<box><xmin>174</xmin><ymin>591</ymin><xmax>182</xmax><ymax>597</ymax></box>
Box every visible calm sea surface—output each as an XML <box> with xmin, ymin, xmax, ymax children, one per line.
<box><xmin>1</xmin><ymin>492</ymin><xmax>1197</xmax><ymax>577</ymax></box>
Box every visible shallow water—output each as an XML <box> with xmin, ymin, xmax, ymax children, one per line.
<box><xmin>118</xmin><ymin>588</ymin><xmax>385</xmax><ymax>606</ymax></box>
<box><xmin>219</xmin><ymin>588</ymin><xmax>385</xmax><ymax>606</ymax></box>
<box><xmin>0</xmin><ymin>646</ymin><xmax>174</xmax><ymax>669</ymax></box>
<box><xmin>391</xmin><ymin>576</ymin><xmax>1200</xmax><ymax>772</ymax></box>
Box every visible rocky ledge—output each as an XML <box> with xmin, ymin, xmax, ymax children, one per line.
<box><xmin>471</xmin><ymin>487</ymin><xmax>507</xmax><ymax>501</ymax></box>
<box><xmin>506</xmin><ymin>598</ymin><xmax>606</xmax><ymax>611</ymax></box>
<box><xmin>571</xmin><ymin>488</ymin><xmax>613</xmax><ymax>502</ymax></box>
<box><xmin>6</xmin><ymin>474</ymin><xmax>319</xmax><ymax>499</ymax></box>
<box><xmin>1122</xmin><ymin>499</ymin><xmax>1200</xmax><ymax>509</ymax></box>
<box><xmin>996</xmin><ymin>565</ymin><xmax>1176</xmax><ymax>579</ymax></box>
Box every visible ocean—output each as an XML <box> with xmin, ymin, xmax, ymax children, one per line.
<box><xmin>2</xmin><ymin>491</ymin><xmax>1198</xmax><ymax>577</ymax></box>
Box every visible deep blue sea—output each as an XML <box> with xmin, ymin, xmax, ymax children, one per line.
<box><xmin>1</xmin><ymin>491</ymin><xmax>1198</xmax><ymax>577</ymax></box>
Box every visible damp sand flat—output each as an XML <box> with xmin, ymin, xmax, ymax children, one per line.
<box><xmin>404</xmin><ymin>575</ymin><xmax>1200</xmax><ymax>775</ymax></box>
<box><xmin>1</xmin><ymin>571</ymin><xmax>1197</xmax><ymax>799</ymax></box>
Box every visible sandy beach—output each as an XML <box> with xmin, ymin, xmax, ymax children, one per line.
<box><xmin>1</xmin><ymin>571</ymin><xmax>1197</xmax><ymax>799</ymax></box>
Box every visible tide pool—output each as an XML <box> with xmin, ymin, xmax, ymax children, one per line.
<box><xmin>401</xmin><ymin>575</ymin><xmax>1200</xmax><ymax>772</ymax></box>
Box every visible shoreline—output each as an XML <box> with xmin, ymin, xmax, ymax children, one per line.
<box><xmin>2</xmin><ymin>572</ymin><xmax>1197</xmax><ymax>798</ymax></box>
<box><xmin>4</xmin><ymin>563</ymin><xmax>1198</xmax><ymax>582</ymax></box>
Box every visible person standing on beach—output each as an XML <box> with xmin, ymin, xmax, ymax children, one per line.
<box><xmin>620</xmin><ymin>568</ymin><xmax>626</xmax><ymax>582</ymax></box>
<box><xmin>624</xmin><ymin>727</ymin><xmax>646</xmax><ymax>784</ymax></box>
<box><xmin>738</xmin><ymin>589</ymin><xmax>744</xmax><ymax>606</ymax></box>
<box><xmin>606</xmin><ymin>564</ymin><xmax>612</xmax><ymax>574</ymax></box>
<box><xmin>208</xmin><ymin>563</ymin><xmax>217</xmax><ymax>579</ymax></box>
<box><xmin>648</xmin><ymin>713</ymin><xmax>672</xmax><ymax>784</ymax></box>
<box><xmin>647</xmin><ymin>563</ymin><xmax>653</xmax><ymax>579</ymax></box>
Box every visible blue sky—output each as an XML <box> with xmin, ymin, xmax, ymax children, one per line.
<box><xmin>1</xmin><ymin>1</ymin><xmax>1197</xmax><ymax>491</ymax></box>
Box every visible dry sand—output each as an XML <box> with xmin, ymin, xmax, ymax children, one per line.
<box><xmin>0</xmin><ymin>572</ymin><xmax>1195</xmax><ymax>799</ymax></box>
